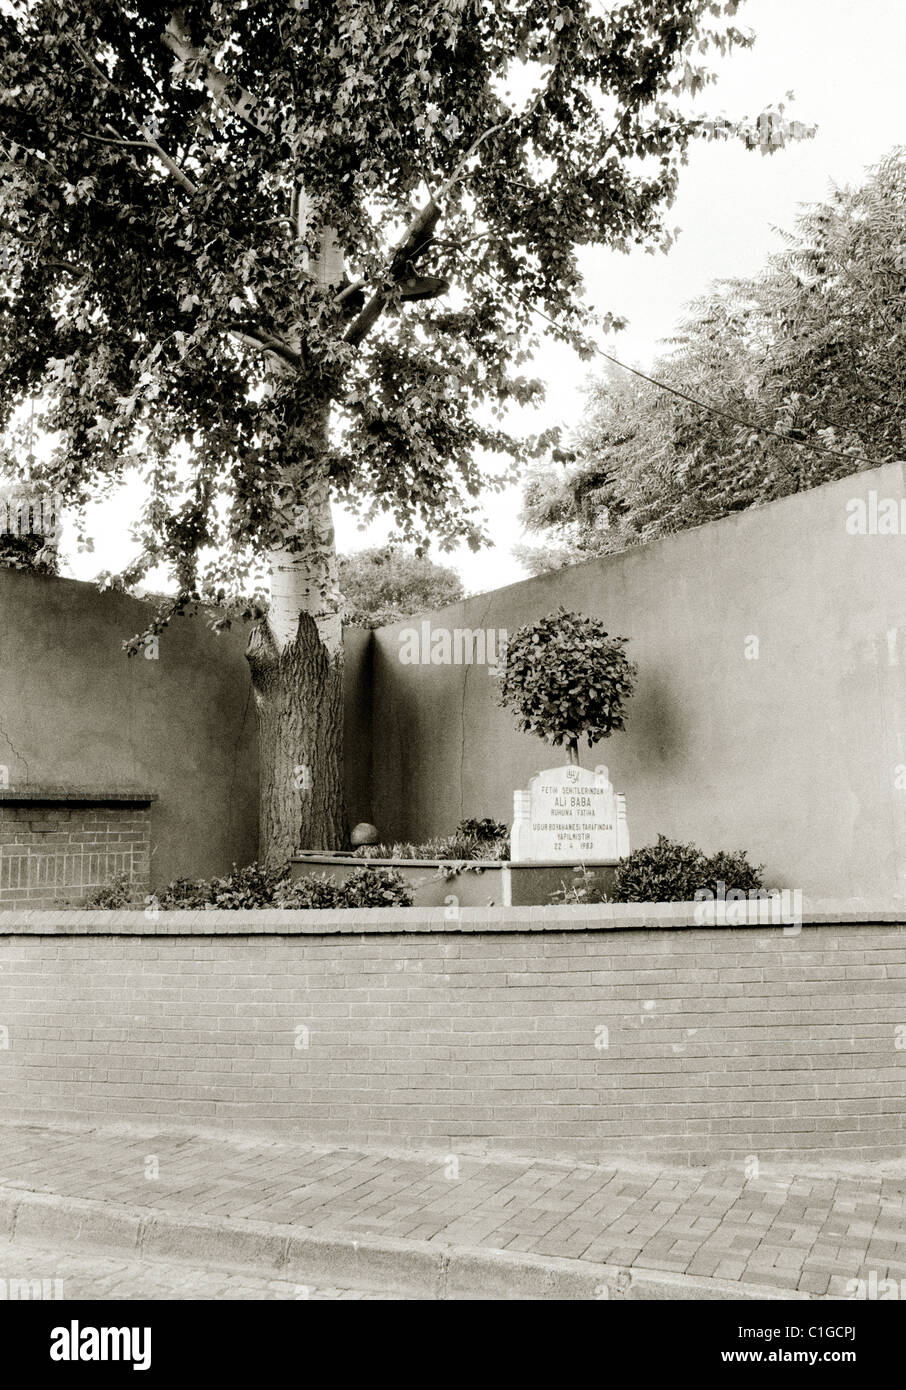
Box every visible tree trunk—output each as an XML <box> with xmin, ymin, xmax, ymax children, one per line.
<box><xmin>247</xmin><ymin>608</ymin><xmax>345</xmax><ymax>866</ymax></box>
<box><xmin>566</xmin><ymin>739</ymin><xmax>579</xmax><ymax>766</ymax></box>
<box><xmin>246</xmin><ymin>463</ymin><xmax>347</xmax><ymax>868</ymax></box>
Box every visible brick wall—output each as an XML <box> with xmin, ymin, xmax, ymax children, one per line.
<box><xmin>0</xmin><ymin>801</ymin><xmax>151</xmax><ymax>907</ymax></box>
<box><xmin>0</xmin><ymin>911</ymin><xmax>903</xmax><ymax>1164</ymax></box>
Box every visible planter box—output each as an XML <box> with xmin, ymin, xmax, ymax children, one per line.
<box><xmin>290</xmin><ymin>854</ymin><xmax>619</xmax><ymax>908</ymax></box>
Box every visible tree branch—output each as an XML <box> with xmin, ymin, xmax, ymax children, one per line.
<box><xmin>160</xmin><ymin>12</ymin><xmax>270</xmax><ymax>138</ymax></box>
<box><xmin>342</xmin><ymin>115</ymin><xmax>521</xmax><ymax>347</ymax></box>
<box><xmin>68</xmin><ymin>34</ymin><xmax>199</xmax><ymax>195</ymax></box>
<box><xmin>344</xmin><ymin>201</ymin><xmax>442</xmax><ymax>346</ymax></box>
<box><xmin>227</xmin><ymin>324</ymin><xmax>302</xmax><ymax>367</ymax></box>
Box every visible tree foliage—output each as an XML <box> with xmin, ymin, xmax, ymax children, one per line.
<box><xmin>0</xmin><ymin>0</ymin><xmax>809</xmax><ymax>632</ymax></box>
<box><xmin>496</xmin><ymin>606</ymin><xmax>636</xmax><ymax>753</ymax></box>
<box><xmin>338</xmin><ymin>545</ymin><xmax>463</xmax><ymax>627</ymax></box>
<box><xmin>519</xmin><ymin>148</ymin><xmax>906</xmax><ymax>568</ymax></box>
<box><xmin>0</xmin><ymin>528</ymin><xmax>58</xmax><ymax>572</ymax></box>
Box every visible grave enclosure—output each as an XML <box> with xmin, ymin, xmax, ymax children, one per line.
<box><xmin>2</xmin><ymin>462</ymin><xmax>906</xmax><ymax>899</ymax></box>
<box><xmin>0</xmin><ymin>464</ymin><xmax>905</xmax><ymax>1161</ymax></box>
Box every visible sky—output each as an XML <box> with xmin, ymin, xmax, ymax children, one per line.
<box><xmin>49</xmin><ymin>0</ymin><xmax>906</xmax><ymax>594</ymax></box>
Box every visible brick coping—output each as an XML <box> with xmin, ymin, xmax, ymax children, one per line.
<box><xmin>0</xmin><ymin>785</ymin><xmax>157</xmax><ymax>803</ymax></box>
<box><xmin>0</xmin><ymin>900</ymin><xmax>903</xmax><ymax>934</ymax></box>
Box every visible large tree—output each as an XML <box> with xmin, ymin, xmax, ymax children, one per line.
<box><xmin>0</xmin><ymin>0</ymin><xmax>806</xmax><ymax>863</ymax></box>
<box><xmin>519</xmin><ymin>148</ymin><xmax>906</xmax><ymax>569</ymax></box>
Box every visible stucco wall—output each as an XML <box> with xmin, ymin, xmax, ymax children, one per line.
<box><xmin>366</xmin><ymin>462</ymin><xmax>906</xmax><ymax>900</ymax></box>
<box><xmin>342</xmin><ymin>625</ymin><xmax>374</xmax><ymax>832</ymax></box>
<box><xmin>0</xmin><ymin>568</ymin><xmax>258</xmax><ymax>889</ymax></box>
<box><xmin>1</xmin><ymin>907</ymin><xmax>902</xmax><ymax>1163</ymax></box>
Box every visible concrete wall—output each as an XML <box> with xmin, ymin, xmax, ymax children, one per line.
<box><xmin>0</xmin><ymin>568</ymin><xmax>258</xmax><ymax>889</ymax></box>
<box><xmin>365</xmin><ymin>461</ymin><xmax>906</xmax><ymax>900</ymax></box>
<box><xmin>5</xmin><ymin>457</ymin><xmax>906</xmax><ymax>897</ymax></box>
<box><xmin>1</xmin><ymin>909</ymin><xmax>903</xmax><ymax>1163</ymax></box>
<box><xmin>342</xmin><ymin>626</ymin><xmax>374</xmax><ymax>832</ymax></box>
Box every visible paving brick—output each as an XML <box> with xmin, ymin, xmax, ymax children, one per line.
<box><xmin>0</xmin><ymin>1113</ymin><xmax>904</xmax><ymax>1299</ymax></box>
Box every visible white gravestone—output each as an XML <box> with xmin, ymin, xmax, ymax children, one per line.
<box><xmin>510</xmin><ymin>764</ymin><xmax>629</xmax><ymax>862</ymax></box>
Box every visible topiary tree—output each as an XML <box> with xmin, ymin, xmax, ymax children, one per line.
<box><xmin>496</xmin><ymin>607</ymin><xmax>637</xmax><ymax>765</ymax></box>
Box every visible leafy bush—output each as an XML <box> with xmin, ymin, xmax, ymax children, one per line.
<box><xmin>278</xmin><ymin>866</ymin><xmax>412</xmax><ymax>908</ymax></box>
<box><xmin>702</xmin><ymin>849</ymin><xmax>765</xmax><ymax>896</ymax></box>
<box><xmin>84</xmin><ymin>872</ymin><xmax>136</xmax><ymax>909</ymax></box>
<box><xmin>275</xmin><ymin>871</ymin><xmax>348</xmax><ymax>909</ymax></box>
<box><xmin>497</xmin><ymin>607</ymin><xmax>637</xmax><ymax>759</ymax></box>
<box><xmin>160</xmin><ymin>862</ymin><xmax>413</xmax><ymax>909</ymax></box>
<box><xmin>353</xmin><ymin>841</ymin><xmax>425</xmax><ymax>859</ymax></box>
<box><xmin>206</xmin><ymin>861</ymin><xmax>286</xmax><ymax>909</ymax></box>
<box><xmin>338</xmin><ymin>866</ymin><xmax>413</xmax><ymax>907</ymax></box>
<box><xmin>160</xmin><ymin>862</ymin><xmax>284</xmax><ymax>909</ymax></box>
<box><xmin>353</xmin><ymin>825</ymin><xmax>510</xmax><ymax>862</ymax></box>
<box><xmin>159</xmin><ymin>876</ymin><xmax>212</xmax><ymax>909</ymax></box>
<box><xmin>0</xmin><ymin>531</ymin><xmax>59</xmax><ymax>574</ymax></box>
<box><xmin>455</xmin><ymin>817</ymin><xmax>508</xmax><ymax>843</ymax></box>
<box><xmin>611</xmin><ymin>835</ymin><xmax>764</xmax><ymax>903</ymax></box>
<box><xmin>338</xmin><ymin>546</ymin><xmax>464</xmax><ymax>627</ymax></box>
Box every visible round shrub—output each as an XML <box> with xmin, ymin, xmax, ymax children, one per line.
<box><xmin>497</xmin><ymin>607</ymin><xmax>636</xmax><ymax>760</ymax></box>
<box><xmin>701</xmin><ymin>849</ymin><xmax>765</xmax><ymax>896</ymax></box>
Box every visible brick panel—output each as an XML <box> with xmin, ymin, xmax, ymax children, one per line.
<box><xmin>0</xmin><ymin>805</ymin><xmax>151</xmax><ymax>907</ymax></box>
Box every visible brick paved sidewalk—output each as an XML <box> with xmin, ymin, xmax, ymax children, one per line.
<box><xmin>2</xmin><ymin>1121</ymin><xmax>905</xmax><ymax>1297</ymax></box>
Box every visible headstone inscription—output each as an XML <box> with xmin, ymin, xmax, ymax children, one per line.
<box><xmin>510</xmin><ymin>764</ymin><xmax>629</xmax><ymax>862</ymax></box>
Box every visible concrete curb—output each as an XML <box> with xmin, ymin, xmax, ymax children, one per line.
<box><xmin>0</xmin><ymin>1186</ymin><xmax>817</xmax><ymax>1301</ymax></box>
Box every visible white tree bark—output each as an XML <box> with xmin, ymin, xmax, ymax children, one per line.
<box><xmin>266</xmin><ymin>206</ymin><xmax>345</xmax><ymax>658</ymax></box>
<box><xmin>268</xmin><ymin>466</ymin><xmax>343</xmax><ymax>659</ymax></box>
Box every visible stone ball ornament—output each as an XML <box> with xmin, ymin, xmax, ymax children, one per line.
<box><xmin>351</xmin><ymin>822</ymin><xmax>379</xmax><ymax>848</ymax></box>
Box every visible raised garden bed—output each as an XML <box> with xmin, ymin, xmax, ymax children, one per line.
<box><xmin>290</xmin><ymin>853</ymin><xmax>619</xmax><ymax>907</ymax></box>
